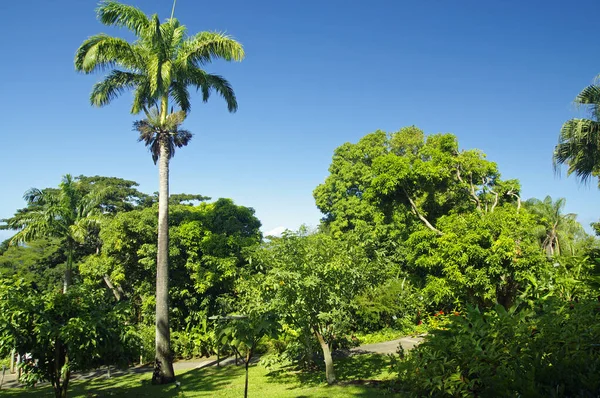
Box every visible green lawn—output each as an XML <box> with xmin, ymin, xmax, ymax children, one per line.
<box><xmin>1</xmin><ymin>354</ymin><xmax>402</xmax><ymax>397</ymax></box>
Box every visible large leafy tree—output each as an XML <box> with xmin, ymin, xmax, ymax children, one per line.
<box><xmin>554</xmin><ymin>82</ymin><xmax>600</xmax><ymax>185</ymax></box>
<box><xmin>314</xmin><ymin>127</ymin><xmax>521</xmax><ymax>262</ymax></box>
<box><xmin>1</xmin><ymin>175</ymin><xmax>103</xmax><ymax>292</ymax></box>
<box><xmin>74</xmin><ymin>0</ymin><xmax>244</xmax><ymax>383</ymax></box>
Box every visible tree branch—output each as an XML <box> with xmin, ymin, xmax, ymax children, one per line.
<box><xmin>507</xmin><ymin>190</ymin><xmax>521</xmax><ymax>212</ymax></box>
<box><xmin>403</xmin><ymin>188</ymin><xmax>443</xmax><ymax>235</ymax></box>
<box><xmin>488</xmin><ymin>188</ymin><xmax>499</xmax><ymax>213</ymax></box>
<box><xmin>103</xmin><ymin>274</ymin><xmax>123</xmax><ymax>301</ymax></box>
<box><xmin>456</xmin><ymin>167</ymin><xmax>482</xmax><ymax>211</ymax></box>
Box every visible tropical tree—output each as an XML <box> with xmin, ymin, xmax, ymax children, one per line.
<box><xmin>74</xmin><ymin>0</ymin><xmax>244</xmax><ymax>384</ymax></box>
<box><xmin>554</xmin><ymin>82</ymin><xmax>600</xmax><ymax>185</ymax></box>
<box><xmin>0</xmin><ymin>278</ymin><xmax>138</xmax><ymax>398</ymax></box>
<box><xmin>1</xmin><ymin>175</ymin><xmax>103</xmax><ymax>292</ymax></box>
<box><xmin>525</xmin><ymin>196</ymin><xmax>583</xmax><ymax>257</ymax></box>
<box><xmin>250</xmin><ymin>230</ymin><xmax>380</xmax><ymax>384</ymax></box>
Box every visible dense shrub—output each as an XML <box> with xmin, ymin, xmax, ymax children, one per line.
<box><xmin>353</xmin><ymin>278</ymin><xmax>424</xmax><ymax>333</ymax></box>
<box><xmin>394</xmin><ymin>299</ymin><xmax>600</xmax><ymax>397</ymax></box>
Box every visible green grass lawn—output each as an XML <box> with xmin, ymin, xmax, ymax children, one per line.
<box><xmin>1</xmin><ymin>354</ymin><xmax>402</xmax><ymax>397</ymax></box>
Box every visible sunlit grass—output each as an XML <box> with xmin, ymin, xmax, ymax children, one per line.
<box><xmin>1</xmin><ymin>354</ymin><xmax>402</xmax><ymax>397</ymax></box>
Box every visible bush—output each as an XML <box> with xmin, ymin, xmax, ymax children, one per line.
<box><xmin>171</xmin><ymin>323</ymin><xmax>216</xmax><ymax>359</ymax></box>
<box><xmin>353</xmin><ymin>278</ymin><xmax>424</xmax><ymax>332</ymax></box>
<box><xmin>394</xmin><ymin>299</ymin><xmax>600</xmax><ymax>397</ymax></box>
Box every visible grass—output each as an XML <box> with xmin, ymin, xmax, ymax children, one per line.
<box><xmin>1</xmin><ymin>354</ymin><xmax>402</xmax><ymax>397</ymax></box>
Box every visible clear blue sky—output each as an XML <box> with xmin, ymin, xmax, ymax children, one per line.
<box><xmin>1</xmin><ymin>0</ymin><xmax>600</xmax><ymax>241</ymax></box>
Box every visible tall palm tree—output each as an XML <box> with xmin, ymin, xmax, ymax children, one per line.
<box><xmin>525</xmin><ymin>196</ymin><xmax>583</xmax><ymax>257</ymax></box>
<box><xmin>2</xmin><ymin>175</ymin><xmax>102</xmax><ymax>292</ymax></box>
<box><xmin>74</xmin><ymin>0</ymin><xmax>243</xmax><ymax>384</ymax></box>
<box><xmin>554</xmin><ymin>83</ymin><xmax>600</xmax><ymax>184</ymax></box>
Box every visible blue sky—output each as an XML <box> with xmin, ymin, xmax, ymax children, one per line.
<box><xmin>1</xmin><ymin>0</ymin><xmax>600</xmax><ymax>241</ymax></box>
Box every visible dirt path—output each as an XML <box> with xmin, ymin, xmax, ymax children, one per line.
<box><xmin>352</xmin><ymin>335</ymin><xmax>424</xmax><ymax>355</ymax></box>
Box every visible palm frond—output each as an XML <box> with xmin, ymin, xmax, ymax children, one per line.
<box><xmin>23</xmin><ymin>188</ymin><xmax>45</xmax><ymax>205</ymax></box>
<box><xmin>169</xmin><ymin>80</ymin><xmax>191</xmax><ymax>113</ymax></box>
<box><xmin>553</xmin><ymin>118</ymin><xmax>600</xmax><ymax>183</ymax></box>
<box><xmin>133</xmin><ymin>119</ymin><xmax>160</xmax><ymax>163</ymax></box>
<box><xmin>205</xmin><ymin>74</ymin><xmax>237</xmax><ymax>112</ymax></box>
<box><xmin>166</xmin><ymin>110</ymin><xmax>187</xmax><ymax>127</ymax></box>
<box><xmin>97</xmin><ymin>0</ymin><xmax>150</xmax><ymax>36</ymax></box>
<box><xmin>172</xmin><ymin>129</ymin><xmax>192</xmax><ymax>149</ymax></box>
<box><xmin>147</xmin><ymin>55</ymin><xmax>162</xmax><ymax>98</ymax></box>
<box><xmin>575</xmin><ymin>84</ymin><xmax>600</xmax><ymax>120</ymax></box>
<box><xmin>160</xmin><ymin>60</ymin><xmax>173</xmax><ymax>94</ymax></box>
<box><xmin>131</xmin><ymin>82</ymin><xmax>157</xmax><ymax>114</ymax></box>
<box><xmin>183</xmin><ymin>70</ymin><xmax>238</xmax><ymax>112</ymax></box>
<box><xmin>90</xmin><ymin>70</ymin><xmax>143</xmax><ymax>107</ymax></box>
<box><xmin>75</xmin><ymin>34</ymin><xmax>140</xmax><ymax>74</ymax></box>
<box><xmin>177</xmin><ymin>31</ymin><xmax>244</xmax><ymax>67</ymax></box>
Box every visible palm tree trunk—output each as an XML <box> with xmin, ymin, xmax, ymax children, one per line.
<box><xmin>152</xmin><ymin>139</ymin><xmax>176</xmax><ymax>384</ymax></box>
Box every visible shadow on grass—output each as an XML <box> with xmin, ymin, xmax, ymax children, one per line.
<box><xmin>267</xmin><ymin>354</ymin><xmax>392</xmax><ymax>384</ymax></box>
<box><xmin>2</xmin><ymin>355</ymin><xmax>400</xmax><ymax>397</ymax></box>
<box><xmin>265</xmin><ymin>353</ymin><xmax>399</xmax><ymax>396</ymax></box>
<box><xmin>2</xmin><ymin>365</ymin><xmax>247</xmax><ymax>398</ymax></box>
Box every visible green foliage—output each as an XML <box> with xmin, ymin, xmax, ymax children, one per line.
<box><xmin>353</xmin><ymin>278</ymin><xmax>424</xmax><ymax>333</ymax></box>
<box><xmin>75</xmin><ymin>175</ymin><xmax>152</xmax><ymax>213</ymax></box>
<box><xmin>0</xmin><ymin>278</ymin><xmax>139</xmax><ymax>397</ymax></box>
<box><xmin>1</xmin><ymin>175</ymin><xmax>149</xmax><ymax>293</ymax></box>
<box><xmin>251</xmin><ymin>230</ymin><xmax>376</xmax><ymax>344</ymax></box>
<box><xmin>394</xmin><ymin>300</ymin><xmax>600</xmax><ymax>397</ymax></box>
<box><xmin>524</xmin><ymin>196</ymin><xmax>585</xmax><ymax>257</ymax></box>
<box><xmin>0</xmin><ymin>238</ymin><xmax>64</xmax><ymax>291</ymax></box>
<box><xmin>171</xmin><ymin>321</ymin><xmax>215</xmax><ymax>359</ymax></box>
<box><xmin>75</xmin><ymin>0</ymin><xmax>244</xmax><ymax>116</ymax></box>
<box><xmin>314</xmin><ymin>127</ymin><xmax>519</xmax><ymax>243</ymax></box>
<box><xmin>82</xmin><ymin>197</ymin><xmax>261</xmax><ymax>329</ymax></box>
<box><xmin>248</xmin><ymin>229</ymin><xmax>383</xmax><ymax>384</ymax></box>
<box><xmin>353</xmin><ymin>328</ymin><xmax>407</xmax><ymax>345</ymax></box>
<box><xmin>407</xmin><ymin>205</ymin><xmax>548</xmax><ymax>309</ymax></box>
<box><xmin>554</xmin><ymin>82</ymin><xmax>600</xmax><ymax>186</ymax></box>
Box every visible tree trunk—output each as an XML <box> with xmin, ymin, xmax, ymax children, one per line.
<box><xmin>152</xmin><ymin>139</ymin><xmax>176</xmax><ymax>385</ymax></box>
<box><xmin>52</xmin><ymin>341</ymin><xmax>69</xmax><ymax>398</ymax></box>
<box><xmin>244</xmin><ymin>349</ymin><xmax>252</xmax><ymax>398</ymax></box>
<box><xmin>9</xmin><ymin>348</ymin><xmax>14</xmax><ymax>374</ymax></box>
<box><xmin>315</xmin><ymin>331</ymin><xmax>335</xmax><ymax>385</ymax></box>
<box><xmin>63</xmin><ymin>249</ymin><xmax>73</xmax><ymax>293</ymax></box>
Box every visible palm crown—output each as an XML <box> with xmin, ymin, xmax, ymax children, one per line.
<box><xmin>134</xmin><ymin>109</ymin><xmax>192</xmax><ymax>164</ymax></box>
<box><xmin>75</xmin><ymin>0</ymin><xmax>244</xmax><ymax>116</ymax></box>
<box><xmin>554</xmin><ymin>84</ymin><xmax>600</xmax><ymax>185</ymax></box>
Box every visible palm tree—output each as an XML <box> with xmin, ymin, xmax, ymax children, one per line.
<box><xmin>74</xmin><ymin>0</ymin><xmax>243</xmax><ymax>384</ymax></box>
<box><xmin>525</xmin><ymin>196</ymin><xmax>583</xmax><ymax>257</ymax></box>
<box><xmin>554</xmin><ymin>83</ymin><xmax>600</xmax><ymax>184</ymax></box>
<box><xmin>2</xmin><ymin>175</ymin><xmax>102</xmax><ymax>292</ymax></box>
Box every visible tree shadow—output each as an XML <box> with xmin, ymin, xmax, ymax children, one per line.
<box><xmin>2</xmin><ymin>355</ymin><xmax>399</xmax><ymax>397</ymax></box>
<box><xmin>267</xmin><ymin>353</ymin><xmax>392</xmax><ymax>384</ymax></box>
<box><xmin>1</xmin><ymin>365</ymin><xmax>246</xmax><ymax>397</ymax></box>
